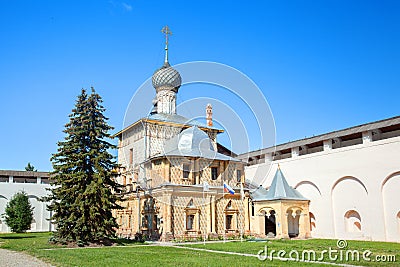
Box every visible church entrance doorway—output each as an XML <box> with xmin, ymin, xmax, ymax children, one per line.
<box><xmin>287</xmin><ymin>209</ymin><xmax>300</xmax><ymax>238</ymax></box>
<box><xmin>264</xmin><ymin>210</ymin><xmax>276</xmax><ymax>237</ymax></box>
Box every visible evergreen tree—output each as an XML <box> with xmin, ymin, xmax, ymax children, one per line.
<box><xmin>44</xmin><ymin>88</ymin><xmax>121</xmax><ymax>244</ymax></box>
<box><xmin>3</xmin><ymin>191</ymin><xmax>34</xmax><ymax>233</ymax></box>
<box><xmin>25</xmin><ymin>162</ymin><xmax>37</xmax><ymax>171</ymax></box>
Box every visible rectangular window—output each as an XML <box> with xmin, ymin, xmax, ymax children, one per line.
<box><xmin>236</xmin><ymin>170</ymin><xmax>242</xmax><ymax>182</ymax></box>
<box><xmin>183</xmin><ymin>164</ymin><xmax>190</xmax><ymax>179</ymax></box>
<box><xmin>226</xmin><ymin>215</ymin><xmax>233</xmax><ymax>229</ymax></box>
<box><xmin>186</xmin><ymin>214</ymin><xmax>195</xmax><ymax>230</ymax></box>
<box><xmin>251</xmin><ymin>202</ymin><xmax>255</xmax><ymax>216</ymax></box>
<box><xmin>129</xmin><ymin>148</ymin><xmax>133</xmax><ymax>165</ymax></box>
<box><xmin>211</xmin><ymin>167</ymin><xmax>218</xmax><ymax>180</ymax></box>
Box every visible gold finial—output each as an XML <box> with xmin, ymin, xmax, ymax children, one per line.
<box><xmin>161</xmin><ymin>25</ymin><xmax>172</xmax><ymax>65</ymax></box>
<box><xmin>277</xmin><ymin>163</ymin><xmax>281</xmax><ymax>170</ymax></box>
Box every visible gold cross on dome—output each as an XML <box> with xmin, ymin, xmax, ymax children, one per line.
<box><xmin>161</xmin><ymin>25</ymin><xmax>172</xmax><ymax>45</ymax></box>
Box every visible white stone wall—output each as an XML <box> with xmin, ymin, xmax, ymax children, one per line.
<box><xmin>245</xmin><ymin>136</ymin><xmax>400</xmax><ymax>242</ymax></box>
<box><xmin>0</xmin><ymin>181</ymin><xmax>52</xmax><ymax>233</ymax></box>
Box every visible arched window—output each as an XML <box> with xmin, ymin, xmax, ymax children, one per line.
<box><xmin>344</xmin><ymin>210</ymin><xmax>362</xmax><ymax>232</ymax></box>
<box><xmin>185</xmin><ymin>199</ymin><xmax>198</xmax><ymax>232</ymax></box>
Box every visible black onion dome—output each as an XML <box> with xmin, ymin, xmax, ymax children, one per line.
<box><xmin>152</xmin><ymin>63</ymin><xmax>182</xmax><ymax>92</ymax></box>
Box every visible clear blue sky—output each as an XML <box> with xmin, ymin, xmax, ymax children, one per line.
<box><xmin>1</xmin><ymin>0</ymin><xmax>399</xmax><ymax>171</ymax></box>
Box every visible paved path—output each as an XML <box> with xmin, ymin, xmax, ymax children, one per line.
<box><xmin>0</xmin><ymin>248</ymin><xmax>52</xmax><ymax>267</ymax></box>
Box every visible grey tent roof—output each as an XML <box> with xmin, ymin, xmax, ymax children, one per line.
<box><xmin>153</xmin><ymin>126</ymin><xmax>240</xmax><ymax>161</ymax></box>
<box><xmin>251</xmin><ymin>168</ymin><xmax>308</xmax><ymax>201</ymax></box>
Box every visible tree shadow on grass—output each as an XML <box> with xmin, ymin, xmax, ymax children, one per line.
<box><xmin>0</xmin><ymin>235</ymin><xmax>37</xmax><ymax>240</ymax></box>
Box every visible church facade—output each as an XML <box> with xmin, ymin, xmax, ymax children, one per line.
<box><xmin>113</xmin><ymin>28</ymin><xmax>399</xmax><ymax>242</ymax></box>
<box><xmin>113</xmin><ymin>28</ymin><xmax>311</xmax><ymax>241</ymax></box>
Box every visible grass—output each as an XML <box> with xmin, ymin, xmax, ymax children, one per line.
<box><xmin>182</xmin><ymin>238</ymin><xmax>400</xmax><ymax>266</ymax></box>
<box><xmin>0</xmin><ymin>232</ymin><xmax>399</xmax><ymax>266</ymax></box>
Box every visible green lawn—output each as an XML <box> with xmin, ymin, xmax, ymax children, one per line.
<box><xmin>0</xmin><ymin>232</ymin><xmax>399</xmax><ymax>266</ymax></box>
<box><xmin>183</xmin><ymin>238</ymin><xmax>400</xmax><ymax>266</ymax></box>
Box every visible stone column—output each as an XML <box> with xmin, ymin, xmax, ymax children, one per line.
<box><xmin>298</xmin><ymin>212</ymin><xmax>306</xmax><ymax>238</ymax></box>
<box><xmin>166</xmin><ymin>195</ymin><xmax>173</xmax><ymax>237</ymax></box>
<box><xmin>279</xmin><ymin>206</ymin><xmax>289</xmax><ymax>239</ymax></box>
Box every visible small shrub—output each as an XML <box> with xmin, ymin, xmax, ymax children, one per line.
<box><xmin>3</xmin><ymin>191</ymin><xmax>34</xmax><ymax>233</ymax></box>
<box><xmin>134</xmin><ymin>232</ymin><xmax>145</xmax><ymax>243</ymax></box>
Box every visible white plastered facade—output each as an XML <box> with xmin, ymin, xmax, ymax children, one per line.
<box><xmin>243</xmin><ymin>126</ymin><xmax>400</xmax><ymax>242</ymax></box>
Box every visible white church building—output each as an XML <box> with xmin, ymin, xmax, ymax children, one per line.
<box><xmin>238</xmin><ymin>116</ymin><xmax>400</xmax><ymax>242</ymax></box>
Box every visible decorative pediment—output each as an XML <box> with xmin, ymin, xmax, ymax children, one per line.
<box><xmin>224</xmin><ymin>200</ymin><xmax>238</xmax><ymax>214</ymax></box>
<box><xmin>185</xmin><ymin>198</ymin><xmax>199</xmax><ymax>214</ymax></box>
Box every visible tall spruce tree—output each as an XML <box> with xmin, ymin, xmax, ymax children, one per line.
<box><xmin>45</xmin><ymin>88</ymin><xmax>121</xmax><ymax>243</ymax></box>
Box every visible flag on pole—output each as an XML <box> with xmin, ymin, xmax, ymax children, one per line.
<box><xmin>223</xmin><ymin>182</ymin><xmax>235</xmax><ymax>195</ymax></box>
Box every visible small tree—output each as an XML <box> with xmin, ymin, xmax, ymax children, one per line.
<box><xmin>3</xmin><ymin>191</ymin><xmax>34</xmax><ymax>233</ymax></box>
<box><xmin>25</xmin><ymin>162</ymin><xmax>37</xmax><ymax>172</ymax></box>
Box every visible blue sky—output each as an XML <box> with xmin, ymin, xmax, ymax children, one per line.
<box><xmin>1</xmin><ymin>0</ymin><xmax>399</xmax><ymax>171</ymax></box>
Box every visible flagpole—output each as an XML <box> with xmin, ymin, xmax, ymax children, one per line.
<box><xmin>203</xmin><ymin>184</ymin><xmax>206</xmax><ymax>246</ymax></box>
<box><xmin>240</xmin><ymin>181</ymin><xmax>244</xmax><ymax>243</ymax></box>
<box><xmin>223</xmin><ymin>178</ymin><xmax>226</xmax><ymax>243</ymax></box>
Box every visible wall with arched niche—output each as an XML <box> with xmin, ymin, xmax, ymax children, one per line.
<box><xmin>295</xmin><ymin>180</ymin><xmax>322</xmax><ymax>237</ymax></box>
<box><xmin>332</xmin><ymin>176</ymin><xmax>368</xmax><ymax>239</ymax></box>
<box><xmin>28</xmin><ymin>195</ymin><xmax>41</xmax><ymax>232</ymax></box>
<box><xmin>382</xmin><ymin>172</ymin><xmax>400</xmax><ymax>242</ymax></box>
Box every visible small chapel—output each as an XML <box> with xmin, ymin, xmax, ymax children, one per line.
<box><xmin>113</xmin><ymin>26</ymin><xmax>310</xmax><ymax>241</ymax></box>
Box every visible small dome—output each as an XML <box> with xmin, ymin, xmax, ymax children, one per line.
<box><xmin>152</xmin><ymin>64</ymin><xmax>182</xmax><ymax>92</ymax></box>
<box><xmin>162</xmin><ymin>126</ymin><xmax>216</xmax><ymax>159</ymax></box>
